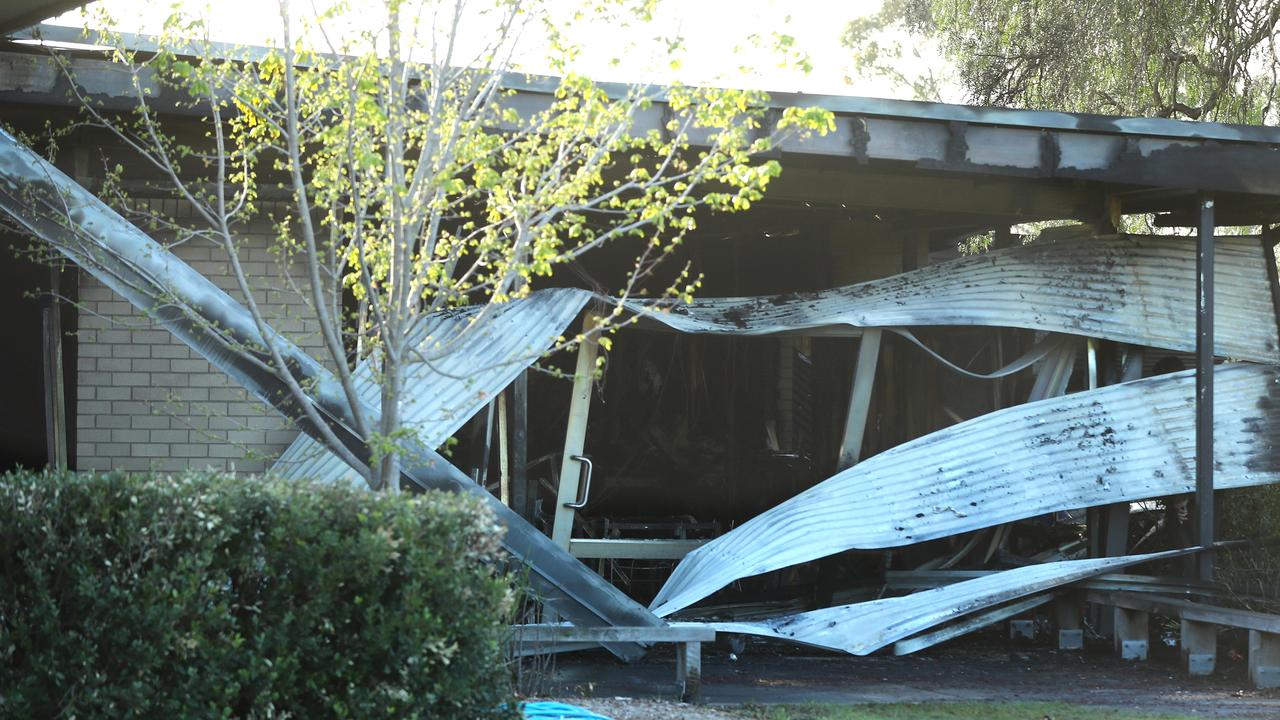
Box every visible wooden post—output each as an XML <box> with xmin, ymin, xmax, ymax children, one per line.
<box><xmin>42</xmin><ymin>265</ymin><xmax>67</xmax><ymax>470</ymax></box>
<box><xmin>676</xmin><ymin>641</ymin><xmax>702</xmax><ymax>703</ymax></box>
<box><xmin>551</xmin><ymin>315</ymin><xmax>600</xmax><ymax>551</ymax></box>
<box><xmin>836</xmin><ymin>329</ymin><xmax>881</xmax><ymax>471</ymax></box>
<box><xmin>511</xmin><ymin>371</ymin><xmax>530</xmax><ymax>519</ymax></box>
<box><xmin>498</xmin><ymin>391</ymin><xmax>510</xmax><ymax>506</ymax></box>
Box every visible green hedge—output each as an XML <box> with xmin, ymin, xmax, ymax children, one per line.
<box><xmin>0</xmin><ymin>471</ymin><xmax>517</xmax><ymax>719</ymax></box>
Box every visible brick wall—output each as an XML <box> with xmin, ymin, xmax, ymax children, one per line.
<box><xmin>75</xmin><ymin>207</ymin><xmax>324</xmax><ymax>473</ymax></box>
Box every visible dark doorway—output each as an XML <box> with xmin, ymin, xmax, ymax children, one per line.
<box><xmin>0</xmin><ymin>232</ymin><xmax>75</xmax><ymax>472</ymax></box>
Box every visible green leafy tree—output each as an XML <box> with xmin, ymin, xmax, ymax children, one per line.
<box><xmin>845</xmin><ymin>0</ymin><xmax>1280</xmax><ymax>124</ymax></box>
<box><xmin>51</xmin><ymin>0</ymin><xmax>833</xmax><ymax>490</ymax></box>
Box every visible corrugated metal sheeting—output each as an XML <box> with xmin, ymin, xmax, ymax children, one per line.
<box><xmin>272</xmin><ymin>289</ymin><xmax>592</xmax><ymax>486</ymax></box>
<box><xmin>6</xmin><ymin>115</ymin><xmax>1279</xmax><ymax>658</ymax></box>
<box><xmin>272</xmin><ymin>231</ymin><xmax>1279</xmax><ymax>486</ymax></box>
<box><xmin>708</xmin><ymin>549</ymin><xmax>1194</xmax><ymax>655</ymax></box>
<box><xmin>650</xmin><ymin>364</ymin><xmax>1280</xmax><ymax>616</ymax></box>
<box><xmin>625</xmin><ymin>234</ymin><xmax>1280</xmax><ymax>363</ymax></box>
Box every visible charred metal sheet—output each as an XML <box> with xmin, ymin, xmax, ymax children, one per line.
<box><xmin>651</xmin><ymin>364</ymin><xmax>1280</xmax><ymax>616</ymax></box>
<box><xmin>891</xmin><ymin>593</ymin><xmax>1053</xmax><ymax>656</ymax></box>
<box><xmin>271</xmin><ymin>289</ymin><xmax>592</xmax><ymax>486</ymax></box>
<box><xmin>625</xmin><ymin>234</ymin><xmax>1280</xmax><ymax>364</ymax></box>
<box><xmin>709</xmin><ymin>549</ymin><xmax>1192</xmax><ymax>655</ymax></box>
<box><xmin>0</xmin><ymin>127</ymin><xmax>662</xmax><ymax>658</ymax></box>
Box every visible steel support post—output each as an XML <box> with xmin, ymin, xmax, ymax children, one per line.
<box><xmin>1195</xmin><ymin>195</ymin><xmax>1215</xmax><ymax>583</ymax></box>
<box><xmin>1262</xmin><ymin>226</ymin><xmax>1280</xmax><ymax>362</ymax></box>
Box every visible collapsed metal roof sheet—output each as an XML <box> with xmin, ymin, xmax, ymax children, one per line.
<box><xmin>272</xmin><ymin>289</ymin><xmax>593</xmax><ymax>486</ymax></box>
<box><xmin>708</xmin><ymin>548</ymin><xmax>1193</xmax><ymax>655</ymax></box>
<box><xmin>625</xmin><ymin>234</ymin><xmax>1280</xmax><ymax>364</ymax></box>
<box><xmin>650</xmin><ymin>363</ymin><xmax>1280</xmax><ymax>616</ymax></box>
<box><xmin>0</xmin><ymin>128</ymin><xmax>663</xmax><ymax>659</ymax></box>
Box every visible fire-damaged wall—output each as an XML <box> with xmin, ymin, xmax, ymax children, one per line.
<box><xmin>74</xmin><ymin>201</ymin><xmax>324</xmax><ymax>473</ymax></box>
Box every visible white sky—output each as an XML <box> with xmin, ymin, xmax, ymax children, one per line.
<box><xmin>46</xmin><ymin>0</ymin><xmax>951</xmax><ymax>100</ymax></box>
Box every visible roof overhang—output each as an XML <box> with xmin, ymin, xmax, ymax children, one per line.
<box><xmin>4</xmin><ymin>21</ymin><xmax>1280</xmax><ymax>227</ymax></box>
<box><xmin>0</xmin><ymin>1</ymin><xmax>86</xmax><ymax>35</ymax></box>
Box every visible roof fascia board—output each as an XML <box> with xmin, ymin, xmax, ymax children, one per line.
<box><xmin>16</xmin><ymin>21</ymin><xmax>1280</xmax><ymax>146</ymax></box>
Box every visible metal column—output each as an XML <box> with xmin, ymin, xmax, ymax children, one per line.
<box><xmin>1195</xmin><ymin>195</ymin><xmax>1215</xmax><ymax>582</ymax></box>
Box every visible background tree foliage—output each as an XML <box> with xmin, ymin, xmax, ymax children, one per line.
<box><xmin>846</xmin><ymin>0</ymin><xmax>1280</xmax><ymax>124</ymax></box>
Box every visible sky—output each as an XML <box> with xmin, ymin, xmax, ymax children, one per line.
<box><xmin>44</xmin><ymin>0</ymin><xmax>953</xmax><ymax>101</ymax></box>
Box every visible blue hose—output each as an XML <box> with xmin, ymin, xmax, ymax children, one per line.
<box><xmin>521</xmin><ymin>700</ymin><xmax>613</xmax><ymax>719</ymax></box>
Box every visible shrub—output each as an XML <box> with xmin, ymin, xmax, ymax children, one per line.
<box><xmin>1217</xmin><ymin>484</ymin><xmax>1280</xmax><ymax>611</ymax></box>
<box><xmin>0</xmin><ymin>471</ymin><xmax>517</xmax><ymax>719</ymax></box>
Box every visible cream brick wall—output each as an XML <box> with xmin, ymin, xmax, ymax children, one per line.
<box><xmin>75</xmin><ymin>209</ymin><xmax>325</xmax><ymax>473</ymax></box>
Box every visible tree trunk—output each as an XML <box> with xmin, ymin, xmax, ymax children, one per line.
<box><xmin>377</xmin><ymin>352</ymin><xmax>402</xmax><ymax>493</ymax></box>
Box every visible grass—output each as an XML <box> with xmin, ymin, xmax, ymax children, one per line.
<box><xmin>733</xmin><ymin>702</ymin><xmax>1201</xmax><ymax>720</ymax></box>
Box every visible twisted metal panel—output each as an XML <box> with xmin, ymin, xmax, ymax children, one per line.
<box><xmin>709</xmin><ymin>549</ymin><xmax>1193</xmax><ymax>655</ymax></box>
<box><xmin>626</xmin><ymin>234</ymin><xmax>1279</xmax><ymax>364</ymax></box>
<box><xmin>651</xmin><ymin>364</ymin><xmax>1280</xmax><ymax>616</ymax></box>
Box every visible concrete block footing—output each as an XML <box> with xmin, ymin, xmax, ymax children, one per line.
<box><xmin>1009</xmin><ymin>619</ymin><xmax>1036</xmax><ymax>641</ymax></box>
<box><xmin>1181</xmin><ymin>619</ymin><xmax>1216</xmax><ymax>676</ymax></box>
<box><xmin>1250</xmin><ymin>630</ymin><xmax>1280</xmax><ymax>689</ymax></box>
<box><xmin>1115</xmin><ymin>608</ymin><xmax>1149</xmax><ymax>662</ymax></box>
<box><xmin>1058</xmin><ymin>629</ymin><xmax>1084</xmax><ymax>651</ymax></box>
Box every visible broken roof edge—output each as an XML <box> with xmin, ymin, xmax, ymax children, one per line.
<box><xmin>705</xmin><ymin>547</ymin><xmax>1199</xmax><ymax>656</ymax></box>
<box><xmin>12</xmin><ymin>22</ymin><xmax>1280</xmax><ymax>147</ymax></box>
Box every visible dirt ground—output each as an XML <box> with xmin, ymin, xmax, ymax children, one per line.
<box><xmin>531</xmin><ymin>630</ymin><xmax>1280</xmax><ymax>719</ymax></box>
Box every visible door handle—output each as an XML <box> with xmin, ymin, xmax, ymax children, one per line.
<box><xmin>563</xmin><ymin>455</ymin><xmax>593</xmax><ymax>509</ymax></box>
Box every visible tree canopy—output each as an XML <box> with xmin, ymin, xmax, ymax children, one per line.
<box><xmin>845</xmin><ymin>0</ymin><xmax>1280</xmax><ymax>124</ymax></box>
<box><xmin>49</xmin><ymin>0</ymin><xmax>833</xmax><ymax>490</ymax></box>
